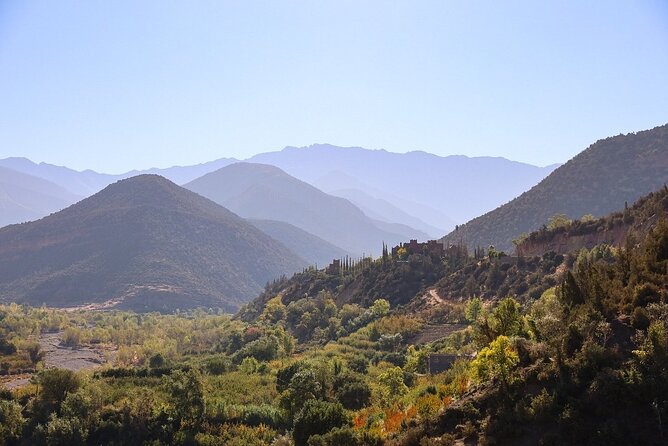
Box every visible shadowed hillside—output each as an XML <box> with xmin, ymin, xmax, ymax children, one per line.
<box><xmin>442</xmin><ymin>124</ymin><xmax>668</xmax><ymax>252</ymax></box>
<box><xmin>0</xmin><ymin>175</ymin><xmax>306</xmax><ymax>312</ymax></box>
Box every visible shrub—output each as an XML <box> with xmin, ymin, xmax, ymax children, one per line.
<box><xmin>307</xmin><ymin>426</ymin><xmax>359</xmax><ymax>446</ymax></box>
<box><xmin>293</xmin><ymin>400</ymin><xmax>350</xmax><ymax>446</ymax></box>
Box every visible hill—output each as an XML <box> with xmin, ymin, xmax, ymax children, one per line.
<box><xmin>0</xmin><ymin>166</ymin><xmax>81</xmax><ymax>227</ymax></box>
<box><xmin>248</xmin><ymin>219</ymin><xmax>350</xmax><ymax>266</ymax></box>
<box><xmin>442</xmin><ymin>124</ymin><xmax>668</xmax><ymax>252</ymax></box>
<box><xmin>249</xmin><ymin>143</ymin><xmax>557</xmax><ymax>225</ymax></box>
<box><xmin>185</xmin><ymin>162</ymin><xmax>408</xmax><ymax>256</ymax></box>
<box><xmin>0</xmin><ymin>175</ymin><xmax>305</xmax><ymax>312</ymax></box>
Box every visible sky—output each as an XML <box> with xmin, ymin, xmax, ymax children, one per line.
<box><xmin>0</xmin><ymin>1</ymin><xmax>667</xmax><ymax>173</ymax></box>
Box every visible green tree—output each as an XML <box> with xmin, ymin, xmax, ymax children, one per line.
<box><xmin>293</xmin><ymin>400</ymin><xmax>350</xmax><ymax>446</ymax></box>
<box><xmin>166</xmin><ymin>369</ymin><xmax>205</xmax><ymax>429</ymax></box>
<box><xmin>491</xmin><ymin>297</ymin><xmax>524</xmax><ymax>337</ymax></box>
<box><xmin>377</xmin><ymin>366</ymin><xmax>408</xmax><ymax>403</ymax></box>
<box><xmin>465</xmin><ymin>297</ymin><xmax>483</xmax><ymax>323</ymax></box>
<box><xmin>279</xmin><ymin>368</ymin><xmax>324</xmax><ymax>421</ymax></box>
<box><xmin>547</xmin><ymin>213</ymin><xmax>572</xmax><ymax>231</ymax></box>
<box><xmin>471</xmin><ymin>335</ymin><xmax>519</xmax><ymax>391</ymax></box>
<box><xmin>35</xmin><ymin>369</ymin><xmax>81</xmax><ymax>417</ymax></box>
<box><xmin>371</xmin><ymin>299</ymin><xmax>390</xmax><ymax>317</ymax></box>
<box><xmin>0</xmin><ymin>400</ymin><xmax>25</xmax><ymax>445</ymax></box>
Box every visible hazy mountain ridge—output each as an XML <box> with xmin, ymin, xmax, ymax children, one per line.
<box><xmin>0</xmin><ymin>156</ymin><xmax>238</xmax><ymax>197</ymax></box>
<box><xmin>185</xmin><ymin>163</ymin><xmax>408</xmax><ymax>256</ymax></box>
<box><xmin>0</xmin><ymin>166</ymin><xmax>82</xmax><ymax>227</ymax></box>
<box><xmin>248</xmin><ymin>219</ymin><xmax>351</xmax><ymax>267</ymax></box>
<box><xmin>249</xmin><ymin>144</ymin><xmax>558</xmax><ymax>225</ymax></box>
<box><xmin>441</xmin><ymin>123</ymin><xmax>668</xmax><ymax>252</ymax></box>
<box><xmin>0</xmin><ymin>175</ymin><xmax>306</xmax><ymax>312</ymax></box>
<box><xmin>328</xmin><ymin>187</ymin><xmax>446</xmax><ymax>237</ymax></box>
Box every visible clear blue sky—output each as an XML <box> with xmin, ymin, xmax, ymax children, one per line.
<box><xmin>1</xmin><ymin>1</ymin><xmax>667</xmax><ymax>173</ymax></box>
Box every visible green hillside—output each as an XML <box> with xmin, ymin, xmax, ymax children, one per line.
<box><xmin>442</xmin><ymin>124</ymin><xmax>668</xmax><ymax>252</ymax></box>
<box><xmin>0</xmin><ymin>175</ymin><xmax>306</xmax><ymax>312</ymax></box>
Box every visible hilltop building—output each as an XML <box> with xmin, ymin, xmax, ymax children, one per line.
<box><xmin>392</xmin><ymin>239</ymin><xmax>445</xmax><ymax>258</ymax></box>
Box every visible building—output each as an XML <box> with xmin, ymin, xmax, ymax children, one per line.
<box><xmin>326</xmin><ymin>259</ymin><xmax>341</xmax><ymax>275</ymax></box>
<box><xmin>392</xmin><ymin>239</ymin><xmax>445</xmax><ymax>258</ymax></box>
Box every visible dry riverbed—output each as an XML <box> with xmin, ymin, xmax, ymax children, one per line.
<box><xmin>1</xmin><ymin>331</ymin><xmax>114</xmax><ymax>390</ymax></box>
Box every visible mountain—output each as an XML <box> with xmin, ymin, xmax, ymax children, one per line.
<box><xmin>369</xmin><ymin>219</ymin><xmax>431</xmax><ymax>241</ymax></box>
<box><xmin>248</xmin><ymin>219</ymin><xmax>350</xmax><ymax>267</ymax></box>
<box><xmin>0</xmin><ymin>175</ymin><xmax>305</xmax><ymax>312</ymax></box>
<box><xmin>0</xmin><ymin>166</ymin><xmax>81</xmax><ymax>227</ymax></box>
<box><xmin>312</xmin><ymin>171</ymin><xmax>457</xmax><ymax>234</ymax></box>
<box><xmin>249</xmin><ymin>144</ymin><xmax>558</xmax><ymax>224</ymax></box>
<box><xmin>327</xmin><ymin>187</ymin><xmax>446</xmax><ymax>237</ymax></box>
<box><xmin>442</xmin><ymin>124</ymin><xmax>668</xmax><ymax>252</ymax></box>
<box><xmin>0</xmin><ymin>156</ymin><xmax>237</xmax><ymax>196</ymax></box>
<box><xmin>184</xmin><ymin>162</ymin><xmax>407</xmax><ymax>256</ymax></box>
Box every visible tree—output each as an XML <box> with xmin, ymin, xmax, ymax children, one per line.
<box><xmin>560</xmin><ymin>271</ymin><xmax>584</xmax><ymax>307</ymax></box>
<box><xmin>547</xmin><ymin>214</ymin><xmax>572</xmax><ymax>231</ymax></box>
<box><xmin>465</xmin><ymin>297</ymin><xmax>483</xmax><ymax>323</ymax></box>
<box><xmin>280</xmin><ymin>369</ymin><xmax>323</xmax><ymax>420</ymax></box>
<box><xmin>491</xmin><ymin>297</ymin><xmax>524</xmax><ymax>337</ymax></box>
<box><xmin>0</xmin><ymin>400</ymin><xmax>25</xmax><ymax>445</ymax></box>
<box><xmin>333</xmin><ymin>374</ymin><xmax>371</xmax><ymax>410</ymax></box>
<box><xmin>371</xmin><ymin>299</ymin><xmax>390</xmax><ymax>317</ymax></box>
<box><xmin>260</xmin><ymin>296</ymin><xmax>287</xmax><ymax>324</ymax></box>
<box><xmin>148</xmin><ymin>352</ymin><xmax>165</xmax><ymax>368</ymax></box>
<box><xmin>471</xmin><ymin>335</ymin><xmax>519</xmax><ymax>391</ymax></box>
<box><xmin>377</xmin><ymin>366</ymin><xmax>408</xmax><ymax>403</ymax></box>
<box><xmin>26</xmin><ymin>342</ymin><xmax>45</xmax><ymax>366</ymax></box>
<box><xmin>36</xmin><ymin>369</ymin><xmax>81</xmax><ymax>416</ymax></box>
<box><xmin>307</xmin><ymin>426</ymin><xmax>360</xmax><ymax>446</ymax></box>
<box><xmin>166</xmin><ymin>369</ymin><xmax>205</xmax><ymax>429</ymax></box>
<box><xmin>293</xmin><ymin>400</ymin><xmax>350</xmax><ymax>446</ymax></box>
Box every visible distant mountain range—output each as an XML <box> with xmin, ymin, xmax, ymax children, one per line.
<box><xmin>0</xmin><ymin>166</ymin><xmax>81</xmax><ymax>227</ymax></box>
<box><xmin>442</xmin><ymin>124</ymin><xmax>668</xmax><ymax>252</ymax></box>
<box><xmin>0</xmin><ymin>175</ymin><xmax>305</xmax><ymax>312</ymax></box>
<box><xmin>0</xmin><ymin>156</ymin><xmax>237</xmax><ymax>196</ymax></box>
<box><xmin>249</xmin><ymin>144</ymin><xmax>559</xmax><ymax>226</ymax></box>
<box><xmin>185</xmin><ymin>163</ymin><xmax>407</xmax><ymax>256</ymax></box>
<box><xmin>0</xmin><ymin>145</ymin><xmax>559</xmax><ymax>239</ymax></box>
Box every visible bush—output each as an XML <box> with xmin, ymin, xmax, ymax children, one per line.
<box><xmin>204</xmin><ymin>356</ymin><xmax>231</xmax><ymax>375</ymax></box>
<box><xmin>348</xmin><ymin>356</ymin><xmax>369</xmax><ymax>374</ymax></box>
<box><xmin>293</xmin><ymin>400</ymin><xmax>350</xmax><ymax>446</ymax></box>
<box><xmin>61</xmin><ymin>327</ymin><xmax>81</xmax><ymax>347</ymax></box>
<box><xmin>632</xmin><ymin>307</ymin><xmax>650</xmax><ymax>330</ymax></box>
<box><xmin>335</xmin><ymin>379</ymin><xmax>371</xmax><ymax>410</ymax></box>
<box><xmin>308</xmin><ymin>426</ymin><xmax>359</xmax><ymax>446</ymax></box>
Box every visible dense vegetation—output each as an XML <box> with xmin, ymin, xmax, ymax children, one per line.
<box><xmin>442</xmin><ymin>124</ymin><xmax>668</xmax><ymax>252</ymax></box>
<box><xmin>0</xmin><ymin>175</ymin><xmax>305</xmax><ymax>312</ymax></box>
<box><xmin>2</xmin><ymin>215</ymin><xmax>665</xmax><ymax>444</ymax></box>
<box><xmin>0</xmin><ymin>189</ymin><xmax>666</xmax><ymax>444</ymax></box>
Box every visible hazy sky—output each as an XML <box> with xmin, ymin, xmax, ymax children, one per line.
<box><xmin>0</xmin><ymin>1</ymin><xmax>667</xmax><ymax>173</ymax></box>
